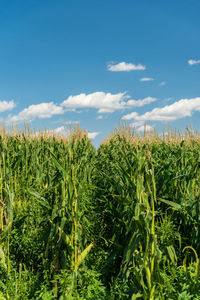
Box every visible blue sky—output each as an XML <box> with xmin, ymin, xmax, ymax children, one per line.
<box><xmin>0</xmin><ymin>0</ymin><xmax>200</xmax><ymax>145</ymax></box>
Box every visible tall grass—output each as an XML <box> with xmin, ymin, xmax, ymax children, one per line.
<box><xmin>0</xmin><ymin>123</ymin><xmax>200</xmax><ymax>299</ymax></box>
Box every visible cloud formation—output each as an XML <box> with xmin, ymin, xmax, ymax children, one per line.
<box><xmin>87</xmin><ymin>131</ymin><xmax>100</xmax><ymax>139</ymax></box>
<box><xmin>137</xmin><ymin>124</ymin><xmax>153</xmax><ymax>132</ymax></box>
<box><xmin>9</xmin><ymin>102</ymin><xmax>64</xmax><ymax>123</ymax></box>
<box><xmin>47</xmin><ymin>126</ymin><xmax>68</xmax><ymax>136</ymax></box>
<box><xmin>62</xmin><ymin>92</ymin><xmax>156</xmax><ymax>113</ymax></box>
<box><xmin>107</xmin><ymin>61</ymin><xmax>146</xmax><ymax>72</ymax></box>
<box><xmin>6</xmin><ymin>92</ymin><xmax>157</xmax><ymax>124</ymax></box>
<box><xmin>122</xmin><ymin>97</ymin><xmax>200</xmax><ymax>122</ymax></box>
<box><xmin>188</xmin><ymin>59</ymin><xmax>200</xmax><ymax>65</ymax></box>
<box><xmin>140</xmin><ymin>77</ymin><xmax>154</xmax><ymax>82</ymax></box>
<box><xmin>125</xmin><ymin>97</ymin><xmax>157</xmax><ymax>107</ymax></box>
<box><xmin>0</xmin><ymin>100</ymin><xmax>16</xmax><ymax>112</ymax></box>
<box><xmin>46</xmin><ymin>126</ymin><xmax>99</xmax><ymax>140</ymax></box>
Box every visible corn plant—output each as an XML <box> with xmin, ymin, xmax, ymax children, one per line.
<box><xmin>0</xmin><ymin>123</ymin><xmax>200</xmax><ymax>298</ymax></box>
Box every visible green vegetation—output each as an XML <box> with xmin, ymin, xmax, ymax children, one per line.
<box><xmin>0</xmin><ymin>124</ymin><xmax>200</xmax><ymax>299</ymax></box>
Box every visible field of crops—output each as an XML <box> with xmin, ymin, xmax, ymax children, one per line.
<box><xmin>0</xmin><ymin>124</ymin><xmax>200</xmax><ymax>299</ymax></box>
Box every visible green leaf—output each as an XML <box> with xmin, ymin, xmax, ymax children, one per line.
<box><xmin>50</xmin><ymin>152</ymin><xmax>68</xmax><ymax>177</ymax></box>
<box><xmin>28</xmin><ymin>189</ymin><xmax>50</xmax><ymax>209</ymax></box>
<box><xmin>0</xmin><ymin>246</ymin><xmax>7</xmax><ymax>270</ymax></box>
<box><xmin>167</xmin><ymin>245</ymin><xmax>177</xmax><ymax>264</ymax></box>
<box><xmin>158</xmin><ymin>198</ymin><xmax>182</xmax><ymax>210</ymax></box>
<box><xmin>132</xmin><ymin>292</ymin><xmax>143</xmax><ymax>300</ymax></box>
<box><xmin>75</xmin><ymin>243</ymin><xmax>94</xmax><ymax>271</ymax></box>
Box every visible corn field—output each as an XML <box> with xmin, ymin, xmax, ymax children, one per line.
<box><xmin>0</xmin><ymin>124</ymin><xmax>200</xmax><ymax>299</ymax></box>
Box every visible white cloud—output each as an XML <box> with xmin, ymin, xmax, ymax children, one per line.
<box><xmin>61</xmin><ymin>92</ymin><xmax>156</xmax><ymax>113</ymax></box>
<box><xmin>35</xmin><ymin>126</ymin><xmax>68</xmax><ymax>137</ymax></box>
<box><xmin>140</xmin><ymin>77</ymin><xmax>154</xmax><ymax>82</ymax></box>
<box><xmin>122</xmin><ymin>97</ymin><xmax>200</xmax><ymax>122</ymax></box>
<box><xmin>130</xmin><ymin>121</ymin><xmax>154</xmax><ymax>133</ymax></box>
<box><xmin>130</xmin><ymin>120</ymin><xmax>144</xmax><ymax>128</ymax></box>
<box><xmin>124</xmin><ymin>112</ymin><xmax>138</xmax><ymax>120</ymax></box>
<box><xmin>107</xmin><ymin>61</ymin><xmax>146</xmax><ymax>72</ymax></box>
<box><xmin>43</xmin><ymin>126</ymin><xmax>99</xmax><ymax>140</ymax></box>
<box><xmin>9</xmin><ymin>102</ymin><xmax>64</xmax><ymax>123</ymax></box>
<box><xmin>62</xmin><ymin>92</ymin><xmax>127</xmax><ymax>113</ymax></box>
<box><xmin>137</xmin><ymin>125</ymin><xmax>153</xmax><ymax>132</ymax></box>
<box><xmin>126</xmin><ymin>97</ymin><xmax>157</xmax><ymax>107</ymax></box>
<box><xmin>50</xmin><ymin>127</ymin><xmax>100</xmax><ymax>140</ymax></box>
<box><xmin>0</xmin><ymin>100</ymin><xmax>16</xmax><ymax>112</ymax></box>
<box><xmin>159</xmin><ymin>81</ymin><xmax>166</xmax><ymax>86</ymax></box>
<box><xmin>48</xmin><ymin>126</ymin><xmax>68</xmax><ymax>136</ymax></box>
<box><xmin>87</xmin><ymin>131</ymin><xmax>100</xmax><ymax>139</ymax></box>
<box><xmin>188</xmin><ymin>59</ymin><xmax>200</xmax><ymax>65</ymax></box>
<box><xmin>98</xmin><ymin>108</ymin><xmax>116</xmax><ymax>113</ymax></box>
<box><xmin>97</xmin><ymin>115</ymin><xmax>103</xmax><ymax>119</ymax></box>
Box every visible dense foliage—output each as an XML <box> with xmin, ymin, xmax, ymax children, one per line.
<box><xmin>0</xmin><ymin>127</ymin><xmax>200</xmax><ymax>299</ymax></box>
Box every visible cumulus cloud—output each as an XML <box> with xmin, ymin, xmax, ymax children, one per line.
<box><xmin>61</xmin><ymin>92</ymin><xmax>156</xmax><ymax>113</ymax></box>
<box><xmin>107</xmin><ymin>61</ymin><xmax>146</xmax><ymax>72</ymax></box>
<box><xmin>45</xmin><ymin>126</ymin><xmax>99</xmax><ymax>140</ymax></box>
<box><xmin>0</xmin><ymin>100</ymin><xmax>16</xmax><ymax>112</ymax></box>
<box><xmin>9</xmin><ymin>102</ymin><xmax>64</xmax><ymax>123</ymax></box>
<box><xmin>137</xmin><ymin>125</ymin><xmax>153</xmax><ymax>132</ymax></box>
<box><xmin>61</xmin><ymin>92</ymin><xmax>126</xmax><ymax>113</ymax></box>
<box><xmin>126</xmin><ymin>97</ymin><xmax>157</xmax><ymax>107</ymax></box>
<box><xmin>130</xmin><ymin>120</ymin><xmax>144</xmax><ymax>128</ymax></box>
<box><xmin>87</xmin><ymin>131</ymin><xmax>100</xmax><ymax>139</ymax></box>
<box><xmin>140</xmin><ymin>77</ymin><xmax>154</xmax><ymax>82</ymax></box>
<box><xmin>124</xmin><ymin>112</ymin><xmax>138</xmax><ymax>120</ymax></box>
<box><xmin>122</xmin><ymin>97</ymin><xmax>200</xmax><ymax>122</ymax></box>
<box><xmin>129</xmin><ymin>121</ymin><xmax>154</xmax><ymax>133</ymax></box>
<box><xmin>47</xmin><ymin>126</ymin><xmax>68</xmax><ymax>136</ymax></box>
<box><xmin>188</xmin><ymin>59</ymin><xmax>200</xmax><ymax>65</ymax></box>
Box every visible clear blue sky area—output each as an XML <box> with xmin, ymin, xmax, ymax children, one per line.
<box><xmin>0</xmin><ymin>0</ymin><xmax>200</xmax><ymax>145</ymax></box>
